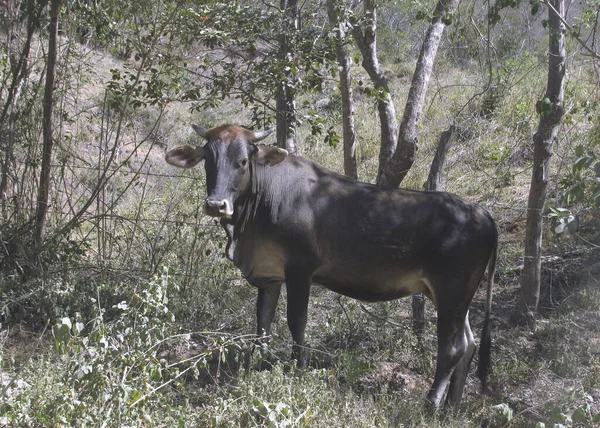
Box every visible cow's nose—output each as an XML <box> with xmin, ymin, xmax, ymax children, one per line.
<box><xmin>205</xmin><ymin>198</ymin><xmax>232</xmax><ymax>217</ymax></box>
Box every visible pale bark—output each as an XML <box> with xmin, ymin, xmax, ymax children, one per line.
<box><xmin>378</xmin><ymin>0</ymin><xmax>460</xmax><ymax>188</ymax></box>
<box><xmin>0</xmin><ymin>1</ymin><xmax>47</xmax><ymax>201</ymax></box>
<box><xmin>351</xmin><ymin>0</ymin><xmax>397</xmax><ymax>182</ymax></box>
<box><xmin>33</xmin><ymin>0</ymin><xmax>60</xmax><ymax>245</ymax></box>
<box><xmin>424</xmin><ymin>125</ymin><xmax>454</xmax><ymax>192</ymax></box>
<box><xmin>327</xmin><ymin>0</ymin><xmax>357</xmax><ymax>179</ymax></box>
<box><xmin>517</xmin><ymin>0</ymin><xmax>566</xmax><ymax>325</ymax></box>
<box><xmin>276</xmin><ymin>0</ymin><xmax>298</xmax><ymax>155</ymax></box>
<box><xmin>276</xmin><ymin>89</ymin><xmax>297</xmax><ymax>155</ymax></box>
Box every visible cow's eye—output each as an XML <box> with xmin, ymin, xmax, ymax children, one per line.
<box><xmin>239</xmin><ymin>158</ymin><xmax>248</xmax><ymax>168</ymax></box>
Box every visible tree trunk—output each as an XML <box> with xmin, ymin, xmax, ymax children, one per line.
<box><xmin>516</xmin><ymin>0</ymin><xmax>566</xmax><ymax>326</ymax></box>
<box><xmin>327</xmin><ymin>0</ymin><xmax>357</xmax><ymax>179</ymax></box>
<box><xmin>276</xmin><ymin>0</ymin><xmax>298</xmax><ymax>155</ymax></box>
<box><xmin>412</xmin><ymin>125</ymin><xmax>455</xmax><ymax>338</ymax></box>
<box><xmin>350</xmin><ymin>0</ymin><xmax>397</xmax><ymax>182</ymax></box>
<box><xmin>0</xmin><ymin>1</ymin><xmax>47</xmax><ymax>201</ymax></box>
<box><xmin>424</xmin><ymin>125</ymin><xmax>454</xmax><ymax>192</ymax></box>
<box><xmin>378</xmin><ymin>0</ymin><xmax>460</xmax><ymax>188</ymax></box>
<box><xmin>33</xmin><ymin>0</ymin><xmax>60</xmax><ymax>245</ymax></box>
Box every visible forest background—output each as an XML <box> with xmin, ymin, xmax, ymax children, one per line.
<box><xmin>1</xmin><ymin>0</ymin><xmax>600</xmax><ymax>426</ymax></box>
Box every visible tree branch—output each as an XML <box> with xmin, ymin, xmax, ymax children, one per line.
<box><xmin>541</xmin><ymin>0</ymin><xmax>600</xmax><ymax>60</ymax></box>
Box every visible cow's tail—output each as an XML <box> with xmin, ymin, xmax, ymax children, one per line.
<box><xmin>476</xmin><ymin>228</ymin><xmax>497</xmax><ymax>393</ymax></box>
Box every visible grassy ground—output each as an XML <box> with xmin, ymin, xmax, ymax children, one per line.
<box><xmin>1</xmin><ymin>240</ymin><xmax>599</xmax><ymax>427</ymax></box>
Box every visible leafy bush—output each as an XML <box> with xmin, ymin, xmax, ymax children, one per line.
<box><xmin>0</xmin><ymin>268</ymin><xmax>248</xmax><ymax>426</ymax></box>
<box><xmin>550</xmin><ymin>143</ymin><xmax>600</xmax><ymax>235</ymax></box>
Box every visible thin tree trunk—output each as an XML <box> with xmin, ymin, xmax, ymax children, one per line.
<box><xmin>351</xmin><ymin>0</ymin><xmax>397</xmax><ymax>182</ymax></box>
<box><xmin>378</xmin><ymin>0</ymin><xmax>460</xmax><ymax>188</ymax></box>
<box><xmin>276</xmin><ymin>0</ymin><xmax>298</xmax><ymax>155</ymax></box>
<box><xmin>0</xmin><ymin>1</ymin><xmax>47</xmax><ymax>200</ymax></box>
<box><xmin>516</xmin><ymin>0</ymin><xmax>566</xmax><ymax>325</ymax></box>
<box><xmin>33</xmin><ymin>0</ymin><xmax>60</xmax><ymax>246</ymax></box>
<box><xmin>327</xmin><ymin>0</ymin><xmax>357</xmax><ymax>179</ymax></box>
<box><xmin>412</xmin><ymin>125</ymin><xmax>455</xmax><ymax>338</ymax></box>
<box><xmin>424</xmin><ymin>125</ymin><xmax>454</xmax><ymax>192</ymax></box>
<box><xmin>276</xmin><ymin>89</ymin><xmax>297</xmax><ymax>155</ymax></box>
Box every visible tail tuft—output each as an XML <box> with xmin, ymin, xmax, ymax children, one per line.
<box><xmin>476</xmin><ymin>317</ymin><xmax>492</xmax><ymax>392</ymax></box>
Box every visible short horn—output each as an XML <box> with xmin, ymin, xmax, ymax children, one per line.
<box><xmin>191</xmin><ymin>124</ymin><xmax>209</xmax><ymax>138</ymax></box>
<box><xmin>251</xmin><ymin>128</ymin><xmax>274</xmax><ymax>142</ymax></box>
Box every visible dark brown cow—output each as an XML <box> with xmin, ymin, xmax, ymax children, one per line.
<box><xmin>165</xmin><ymin>124</ymin><xmax>497</xmax><ymax>409</ymax></box>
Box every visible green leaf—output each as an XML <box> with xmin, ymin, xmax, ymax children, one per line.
<box><xmin>548</xmin><ymin>207</ymin><xmax>570</xmax><ymax>217</ymax></box>
<box><xmin>492</xmin><ymin>403</ymin><xmax>513</xmax><ymax>421</ymax></box>
<box><xmin>416</xmin><ymin>10</ymin><xmax>428</xmax><ymax>21</ymax></box>
<box><xmin>573</xmin><ymin>155</ymin><xmax>591</xmax><ymax>172</ymax></box>
<box><xmin>566</xmin><ymin>184</ymin><xmax>585</xmax><ymax>205</ymax></box>
<box><xmin>74</xmin><ymin>322</ymin><xmax>84</xmax><ymax>335</ymax></box>
<box><xmin>536</xmin><ymin>97</ymin><xmax>553</xmax><ymax>116</ymax></box>
<box><xmin>60</xmin><ymin>317</ymin><xmax>72</xmax><ymax>330</ymax></box>
<box><xmin>52</xmin><ymin>318</ymin><xmax>73</xmax><ymax>352</ymax></box>
<box><xmin>571</xmin><ymin>407</ymin><xmax>587</xmax><ymax>422</ymax></box>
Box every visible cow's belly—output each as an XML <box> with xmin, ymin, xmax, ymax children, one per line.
<box><xmin>312</xmin><ymin>263</ymin><xmax>430</xmax><ymax>302</ymax></box>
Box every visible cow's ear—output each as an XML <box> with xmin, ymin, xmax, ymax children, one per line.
<box><xmin>255</xmin><ymin>146</ymin><xmax>288</xmax><ymax>166</ymax></box>
<box><xmin>165</xmin><ymin>145</ymin><xmax>205</xmax><ymax>168</ymax></box>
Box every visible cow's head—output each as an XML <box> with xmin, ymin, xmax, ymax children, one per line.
<box><xmin>165</xmin><ymin>124</ymin><xmax>288</xmax><ymax>218</ymax></box>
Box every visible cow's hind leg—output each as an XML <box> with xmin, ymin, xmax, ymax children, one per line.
<box><xmin>285</xmin><ymin>267</ymin><xmax>312</xmax><ymax>369</ymax></box>
<box><xmin>445</xmin><ymin>313</ymin><xmax>476</xmax><ymax>409</ymax></box>
<box><xmin>426</xmin><ymin>309</ymin><xmax>469</xmax><ymax>409</ymax></box>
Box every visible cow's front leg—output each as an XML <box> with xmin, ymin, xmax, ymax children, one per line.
<box><xmin>246</xmin><ymin>283</ymin><xmax>282</xmax><ymax>371</ymax></box>
<box><xmin>256</xmin><ymin>283</ymin><xmax>282</xmax><ymax>340</ymax></box>
<box><xmin>285</xmin><ymin>267</ymin><xmax>312</xmax><ymax>369</ymax></box>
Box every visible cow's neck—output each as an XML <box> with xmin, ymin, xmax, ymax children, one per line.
<box><xmin>220</xmin><ymin>163</ymin><xmax>276</xmax><ymax>265</ymax></box>
<box><xmin>234</xmin><ymin>162</ymin><xmax>276</xmax><ymax>233</ymax></box>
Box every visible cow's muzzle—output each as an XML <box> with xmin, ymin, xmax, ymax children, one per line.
<box><xmin>205</xmin><ymin>198</ymin><xmax>233</xmax><ymax>218</ymax></box>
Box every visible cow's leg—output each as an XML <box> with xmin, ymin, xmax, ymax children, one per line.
<box><xmin>285</xmin><ymin>267</ymin><xmax>312</xmax><ymax>369</ymax></box>
<box><xmin>426</xmin><ymin>309</ymin><xmax>469</xmax><ymax>408</ymax></box>
<box><xmin>246</xmin><ymin>283</ymin><xmax>282</xmax><ymax>371</ymax></box>
<box><xmin>257</xmin><ymin>283</ymin><xmax>283</xmax><ymax>339</ymax></box>
<box><xmin>445</xmin><ymin>313</ymin><xmax>477</xmax><ymax>409</ymax></box>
